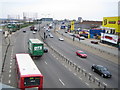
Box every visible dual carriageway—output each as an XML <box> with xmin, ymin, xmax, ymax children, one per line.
<box><xmin>1</xmin><ymin>24</ymin><xmax>119</xmax><ymax>89</ymax></box>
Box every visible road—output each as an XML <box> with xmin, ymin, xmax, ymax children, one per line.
<box><xmin>2</xmin><ymin>26</ymin><xmax>88</xmax><ymax>88</ymax></box>
<box><xmin>1</xmin><ymin>24</ymin><xmax>119</xmax><ymax>89</ymax></box>
<box><xmin>39</xmin><ymin>25</ymin><xmax>119</xmax><ymax>88</ymax></box>
<box><xmin>0</xmin><ymin>32</ymin><xmax>2</xmax><ymax>75</ymax></box>
<box><xmin>0</xmin><ymin>32</ymin><xmax>2</xmax><ymax>80</ymax></box>
<box><xmin>57</xmin><ymin>25</ymin><xmax>119</xmax><ymax>56</ymax></box>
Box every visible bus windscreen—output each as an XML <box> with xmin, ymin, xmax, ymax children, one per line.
<box><xmin>24</xmin><ymin>77</ymin><xmax>40</xmax><ymax>86</ymax></box>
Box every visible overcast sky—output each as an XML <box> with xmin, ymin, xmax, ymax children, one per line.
<box><xmin>0</xmin><ymin>0</ymin><xmax>119</xmax><ymax>20</ymax></box>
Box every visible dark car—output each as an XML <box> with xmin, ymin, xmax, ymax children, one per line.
<box><xmin>23</xmin><ymin>30</ymin><xmax>26</xmax><ymax>33</ymax></box>
<box><xmin>76</xmin><ymin>50</ymin><xmax>87</xmax><ymax>58</ymax></box>
<box><xmin>65</xmin><ymin>30</ymin><xmax>67</xmax><ymax>33</ymax></box>
<box><xmin>44</xmin><ymin>47</ymin><xmax>48</xmax><ymax>53</ymax></box>
<box><xmin>30</xmin><ymin>26</ymin><xmax>35</xmax><ymax>31</ymax></box>
<box><xmin>34</xmin><ymin>28</ymin><xmax>37</xmax><ymax>31</ymax></box>
<box><xmin>91</xmin><ymin>40</ymin><xmax>99</xmax><ymax>44</ymax></box>
<box><xmin>91</xmin><ymin>64</ymin><xmax>112</xmax><ymax>78</ymax></box>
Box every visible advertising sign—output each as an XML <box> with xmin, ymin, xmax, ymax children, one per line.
<box><xmin>34</xmin><ymin>46</ymin><xmax>42</xmax><ymax>51</ymax></box>
<box><xmin>101</xmin><ymin>33</ymin><xmax>118</xmax><ymax>44</ymax></box>
<box><xmin>71</xmin><ymin>21</ymin><xmax>74</xmax><ymax>30</ymax></box>
<box><xmin>102</xmin><ymin>17</ymin><xmax>120</xmax><ymax>32</ymax></box>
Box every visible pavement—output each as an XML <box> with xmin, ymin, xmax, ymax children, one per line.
<box><xmin>0</xmin><ymin>32</ymin><xmax>13</xmax><ymax>89</ymax></box>
<box><xmin>0</xmin><ymin>32</ymin><xmax>2</xmax><ymax>79</ymax></box>
<box><xmin>53</xmin><ymin>29</ymin><xmax>118</xmax><ymax>65</ymax></box>
<box><xmin>57</xmin><ymin>29</ymin><xmax>119</xmax><ymax>57</ymax></box>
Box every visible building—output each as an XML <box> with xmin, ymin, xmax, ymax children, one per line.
<box><xmin>69</xmin><ymin>19</ymin><xmax>102</xmax><ymax>36</ymax></box>
<box><xmin>78</xmin><ymin>20</ymin><xmax>102</xmax><ymax>29</ymax></box>
<box><xmin>102</xmin><ymin>16</ymin><xmax>120</xmax><ymax>35</ymax></box>
<box><xmin>101</xmin><ymin>16</ymin><xmax>120</xmax><ymax>47</ymax></box>
<box><xmin>70</xmin><ymin>20</ymin><xmax>102</xmax><ymax>31</ymax></box>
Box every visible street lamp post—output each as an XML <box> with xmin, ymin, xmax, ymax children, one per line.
<box><xmin>37</xmin><ymin>19</ymin><xmax>41</xmax><ymax>32</ymax></box>
<box><xmin>54</xmin><ymin>22</ymin><xmax>57</xmax><ymax>32</ymax></box>
<box><xmin>39</xmin><ymin>21</ymin><xmax>40</xmax><ymax>31</ymax></box>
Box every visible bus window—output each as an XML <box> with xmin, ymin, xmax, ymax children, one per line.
<box><xmin>24</xmin><ymin>77</ymin><xmax>40</xmax><ymax>86</ymax></box>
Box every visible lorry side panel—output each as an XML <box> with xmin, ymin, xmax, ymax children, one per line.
<box><xmin>28</xmin><ymin>40</ymin><xmax>33</xmax><ymax>55</ymax></box>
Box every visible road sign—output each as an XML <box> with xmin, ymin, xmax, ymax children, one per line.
<box><xmin>71</xmin><ymin>21</ymin><xmax>74</xmax><ymax>30</ymax></box>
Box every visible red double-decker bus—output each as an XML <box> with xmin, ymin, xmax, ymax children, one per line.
<box><xmin>15</xmin><ymin>53</ymin><xmax>43</xmax><ymax>90</ymax></box>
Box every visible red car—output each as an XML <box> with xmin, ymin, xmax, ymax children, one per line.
<box><xmin>91</xmin><ymin>40</ymin><xmax>98</xmax><ymax>44</ymax></box>
<box><xmin>76</xmin><ymin>50</ymin><xmax>87</xmax><ymax>58</ymax></box>
<box><xmin>76</xmin><ymin>34</ymin><xmax>80</xmax><ymax>38</ymax></box>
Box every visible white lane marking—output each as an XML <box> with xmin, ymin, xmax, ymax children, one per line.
<box><xmin>95</xmin><ymin>77</ymin><xmax>99</xmax><ymax>81</ymax></box>
<box><xmin>56</xmin><ymin>58</ymin><xmax>58</xmax><ymax>60</ymax></box>
<box><xmin>10</xmin><ymin>60</ymin><xmax>12</xmax><ymax>62</ymax></box>
<box><xmin>85</xmin><ymin>82</ymin><xmax>89</xmax><ymax>86</ymax></box>
<box><xmin>89</xmin><ymin>73</ymin><xmax>92</xmax><ymax>75</ymax></box>
<box><xmin>8</xmin><ymin>80</ymin><xmax>11</xmax><ymax>84</ymax></box>
<box><xmin>79</xmin><ymin>77</ymin><xmax>82</xmax><ymax>80</ymax></box>
<box><xmin>11</xmin><ymin>48</ymin><xmax>14</xmax><ymax>59</ymax></box>
<box><xmin>74</xmin><ymin>73</ymin><xmax>77</xmax><ymax>76</ymax></box>
<box><xmin>65</xmin><ymin>65</ymin><xmax>67</xmax><ymax>68</ymax></box>
<box><xmin>9</xmin><ymin>70</ymin><xmax>11</xmax><ymax>73</ymax></box>
<box><xmin>11</xmin><ymin>48</ymin><xmax>14</xmax><ymax>54</ymax></box>
<box><xmin>59</xmin><ymin>79</ymin><xmax>65</xmax><ymax>86</ymax></box>
<box><xmin>103</xmin><ymin>82</ymin><xmax>107</xmax><ymax>86</ymax></box>
<box><xmin>45</xmin><ymin>61</ymin><xmax>47</xmax><ymax>65</ymax></box>
<box><xmin>69</xmin><ymin>68</ymin><xmax>71</xmax><ymax>71</ymax></box>
<box><xmin>10</xmin><ymin>66</ymin><xmax>12</xmax><ymax>68</ymax></box>
<box><xmin>10</xmin><ymin>63</ymin><xmax>12</xmax><ymax>65</ymax></box>
<box><xmin>83</xmin><ymin>69</ymin><xmax>86</xmax><ymax>72</ymax></box>
<box><xmin>9</xmin><ymin>74</ymin><xmax>11</xmax><ymax>77</ymax></box>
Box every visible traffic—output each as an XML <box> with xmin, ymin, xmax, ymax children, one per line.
<box><xmin>1</xmin><ymin>21</ymin><xmax>119</xmax><ymax>90</ymax></box>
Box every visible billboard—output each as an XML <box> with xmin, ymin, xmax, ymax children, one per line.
<box><xmin>71</xmin><ymin>21</ymin><xmax>74</xmax><ymax>30</ymax></box>
<box><xmin>101</xmin><ymin>33</ymin><xmax>118</xmax><ymax>44</ymax></box>
<box><xmin>102</xmin><ymin>17</ymin><xmax>120</xmax><ymax>32</ymax></box>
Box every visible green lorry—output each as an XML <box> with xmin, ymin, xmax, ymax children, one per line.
<box><xmin>28</xmin><ymin>39</ymin><xmax>44</xmax><ymax>57</ymax></box>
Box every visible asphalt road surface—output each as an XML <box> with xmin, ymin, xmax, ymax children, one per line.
<box><xmin>2</xmin><ymin>26</ymin><xmax>89</xmax><ymax>89</ymax></box>
<box><xmin>39</xmin><ymin>26</ymin><xmax>119</xmax><ymax>88</ymax></box>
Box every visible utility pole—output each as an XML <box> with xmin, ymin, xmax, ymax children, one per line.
<box><xmin>54</xmin><ymin>21</ymin><xmax>57</xmax><ymax>32</ymax></box>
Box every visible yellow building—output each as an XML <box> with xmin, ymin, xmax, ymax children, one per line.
<box><xmin>102</xmin><ymin>16</ymin><xmax>120</xmax><ymax>35</ymax></box>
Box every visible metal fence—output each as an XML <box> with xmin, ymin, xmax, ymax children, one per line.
<box><xmin>38</xmin><ymin>32</ymin><xmax>107</xmax><ymax>89</ymax></box>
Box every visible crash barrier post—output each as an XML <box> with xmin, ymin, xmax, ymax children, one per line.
<box><xmin>88</xmin><ymin>74</ymin><xmax>92</xmax><ymax>81</ymax></box>
<box><xmin>39</xmin><ymin>31</ymin><xmax>107</xmax><ymax>89</ymax></box>
<box><xmin>58</xmin><ymin>32</ymin><xmax>117</xmax><ymax>58</ymax></box>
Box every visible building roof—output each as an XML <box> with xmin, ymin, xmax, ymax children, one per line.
<box><xmin>80</xmin><ymin>20</ymin><xmax>102</xmax><ymax>25</ymax></box>
<box><xmin>40</xmin><ymin>18</ymin><xmax>53</xmax><ymax>21</ymax></box>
